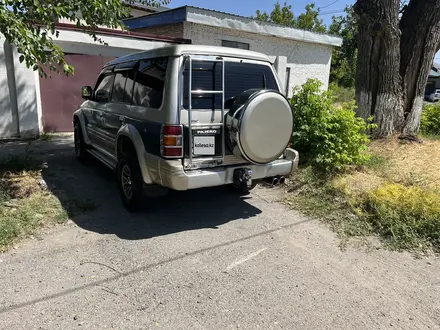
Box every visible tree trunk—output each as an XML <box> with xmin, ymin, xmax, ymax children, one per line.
<box><xmin>354</xmin><ymin>0</ymin><xmax>440</xmax><ymax>138</ymax></box>
<box><xmin>354</xmin><ymin>0</ymin><xmax>404</xmax><ymax>137</ymax></box>
<box><xmin>399</xmin><ymin>0</ymin><xmax>440</xmax><ymax>137</ymax></box>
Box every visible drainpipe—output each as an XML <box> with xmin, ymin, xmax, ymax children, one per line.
<box><xmin>274</xmin><ymin>56</ymin><xmax>287</xmax><ymax>96</ymax></box>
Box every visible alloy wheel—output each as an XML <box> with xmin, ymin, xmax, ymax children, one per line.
<box><xmin>121</xmin><ymin>164</ymin><xmax>133</xmax><ymax>200</ymax></box>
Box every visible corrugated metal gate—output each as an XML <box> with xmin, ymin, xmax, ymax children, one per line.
<box><xmin>39</xmin><ymin>54</ymin><xmax>114</xmax><ymax>132</ymax></box>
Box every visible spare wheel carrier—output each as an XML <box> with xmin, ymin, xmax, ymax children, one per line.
<box><xmin>226</xmin><ymin>89</ymin><xmax>293</xmax><ymax>165</ymax></box>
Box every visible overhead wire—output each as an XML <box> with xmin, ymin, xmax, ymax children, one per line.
<box><xmin>319</xmin><ymin>9</ymin><xmax>346</xmax><ymax>15</ymax></box>
<box><xmin>319</xmin><ymin>0</ymin><xmax>340</xmax><ymax>10</ymax></box>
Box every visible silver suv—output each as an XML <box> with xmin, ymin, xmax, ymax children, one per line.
<box><xmin>73</xmin><ymin>45</ymin><xmax>298</xmax><ymax>211</ymax></box>
<box><xmin>426</xmin><ymin>89</ymin><xmax>440</xmax><ymax>102</ymax></box>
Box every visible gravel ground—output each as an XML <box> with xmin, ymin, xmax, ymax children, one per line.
<box><xmin>0</xmin><ymin>136</ymin><xmax>439</xmax><ymax>330</ymax></box>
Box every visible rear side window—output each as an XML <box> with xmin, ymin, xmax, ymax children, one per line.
<box><xmin>132</xmin><ymin>57</ymin><xmax>168</xmax><ymax>108</ymax></box>
<box><xmin>183</xmin><ymin>61</ymin><xmax>278</xmax><ymax>109</ymax></box>
<box><xmin>111</xmin><ymin>70</ymin><xmax>136</xmax><ymax>104</ymax></box>
<box><xmin>124</xmin><ymin>71</ymin><xmax>135</xmax><ymax>103</ymax></box>
<box><xmin>112</xmin><ymin>72</ymin><xmax>127</xmax><ymax>103</ymax></box>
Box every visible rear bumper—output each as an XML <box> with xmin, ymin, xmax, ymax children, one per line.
<box><xmin>150</xmin><ymin>148</ymin><xmax>299</xmax><ymax>191</ymax></box>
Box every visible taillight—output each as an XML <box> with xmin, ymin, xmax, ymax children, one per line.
<box><xmin>161</xmin><ymin>125</ymin><xmax>183</xmax><ymax>158</ymax></box>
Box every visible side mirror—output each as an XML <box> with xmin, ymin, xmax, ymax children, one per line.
<box><xmin>81</xmin><ymin>86</ymin><xmax>93</xmax><ymax>99</ymax></box>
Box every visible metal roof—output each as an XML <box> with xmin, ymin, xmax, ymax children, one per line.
<box><xmin>105</xmin><ymin>44</ymin><xmax>272</xmax><ymax>67</ymax></box>
<box><xmin>123</xmin><ymin>1</ymin><xmax>169</xmax><ymax>12</ymax></box>
<box><xmin>123</xmin><ymin>6</ymin><xmax>343</xmax><ymax>47</ymax></box>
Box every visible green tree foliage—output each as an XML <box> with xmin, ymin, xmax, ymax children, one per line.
<box><xmin>256</xmin><ymin>2</ymin><xmax>326</xmax><ymax>33</ymax></box>
<box><xmin>295</xmin><ymin>3</ymin><xmax>326</xmax><ymax>33</ymax></box>
<box><xmin>290</xmin><ymin>79</ymin><xmax>371</xmax><ymax>172</ymax></box>
<box><xmin>0</xmin><ymin>0</ymin><xmax>167</xmax><ymax>76</ymax></box>
<box><xmin>256</xmin><ymin>2</ymin><xmax>355</xmax><ymax>88</ymax></box>
<box><xmin>256</xmin><ymin>2</ymin><xmax>295</xmax><ymax>27</ymax></box>
<box><xmin>328</xmin><ymin>6</ymin><xmax>358</xmax><ymax>89</ymax></box>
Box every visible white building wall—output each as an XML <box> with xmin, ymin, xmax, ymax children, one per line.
<box><xmin>0</xmin><ymin>38</ymin><xmax>17</xmax><ymax>138</ymax></box>
<box><xmin>183</xmin><ymin>22</ymin><xmax>333</xmax><ymax>97</ymax></box>
<box><xmin>13</xmin><ymin>47</ymin><xmax>40</xmax><ymax>138</ymax></box>
<box><xmin>0</xmin><ymin>37</ymin><xmax>39</xmax><ymax>139</ymax></box>
<box><xmin>0</xmin><ymin>37</ymin><xmax>49</xmax><ymax>138</ymax></box>
<box><xmin>53</xmin><ymin>29</ymin><xmax>170</xmax><ymax>57</ymax></box>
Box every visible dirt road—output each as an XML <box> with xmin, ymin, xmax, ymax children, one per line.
<box><xmin>0</xmin><ymin>137</ymin><xmax>439</xmax><ymax>329</ymax></box>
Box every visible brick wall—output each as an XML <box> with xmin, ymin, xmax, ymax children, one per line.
<box><xmin>133</xmin><ymin>23</ymin><xmax>184</xmax><ymax>39</ymax></box>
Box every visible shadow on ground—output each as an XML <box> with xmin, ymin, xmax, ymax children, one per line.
<box><xmin>36</xmin><ymin>144</ymin><xmax>261</xmax><ymax>240</ymax></box>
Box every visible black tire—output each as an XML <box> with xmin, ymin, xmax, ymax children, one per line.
<box><xmin>117</xmin><ymin>153</ymin><xmax>144</xmax><ymax>212</ymax></box>
<box><xmin>74</xmin><ymin>122</ymin><xmax>88</xmax><ymax>162</ymax></box>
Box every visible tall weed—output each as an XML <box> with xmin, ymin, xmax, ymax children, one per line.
<box><xmin>421</xmin><ymin>103</ymin><xmax>440</xmax><ymax>136</ymax></box>
<box><xmin>290</xmin><ymin>79</ymin><xmax>371</xmax><ymax>172</ymax></box>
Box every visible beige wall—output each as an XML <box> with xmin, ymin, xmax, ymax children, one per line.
<box><xmin>183</xmin><ymin>22</ymin><xmax>333</xmax><ymax>96</ymax></box>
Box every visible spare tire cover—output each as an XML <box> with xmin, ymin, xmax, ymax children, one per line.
<box><xmin>226</xmin><ymin>89</ymin><xmax>293</xmax><ymax>165</ymax></box>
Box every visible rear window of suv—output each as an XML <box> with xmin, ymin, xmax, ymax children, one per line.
<box><xmin>183</xmin><ymin>60</ymin><xmax>278</xmax><ymax>110</ymax></box>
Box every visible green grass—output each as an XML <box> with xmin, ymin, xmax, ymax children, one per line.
<box><xmin>286</xmin><ymin>138</ymin><xmax>440</xmax><ymax>255</ymax></box>
<box><xmin>362</xmin><ymin>183</ymin><xmax>440</xmax><ymax>252</ymax></box>
<box><xmin>285</xmin><ymin>167</ymin><xmax>372</xmax><ymax>249</ymax></box>
<box><xmin>0</xmin><ymin>153</ymin><xmax>100</xmax><ymax>251</ymax></box>
<box><xmin>39</xmin><ymin>132</ymin><xmax>53</xmax><ymax>141</ymax></box>
<box><xmin>0</xmin><ymin>154</ymin><xmax>68</xmax><ymax>251</ymax></box>
<box><xmin>364</xmin><ymin>154</ymin><xmax>389</xmax><ymax>172</ymax></box>
<box><xmin>0</xmin><ymin>191</ymin><xmax>68</xmax><ymax>250</ymax></box>
<box><xmin>420</xmin><ymin>133</ymin><xmax>440</xmax><ymax>141</ymax></box>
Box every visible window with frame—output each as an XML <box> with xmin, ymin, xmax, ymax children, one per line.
<box><xmin>94</xmin><ymin>73</ymin><xmax>115</xmax><ymax>103</ymax></box>
<box><xmin>111</xmin><ymin>69</ymin><xmax>136</xmax><ymax>104</ymax></box>
<box><xmin>124</xmin><ymin>70</ymin><xmax>135</xmax><ymax>103</ymax></box>
<box><xmin>132</xmin><ymin>57</ymin><xmax>168</xmax><ymax>108</ymax></box>
<box><xmin>221</xmin><ymin>40</ymin><xmax>250</xmax><ymax>50</ymax></box>
<box><xmin>183</xmin><ymin>60</ymin><xmax>278</xmax><ymax>109</ymax></box>
<box><xmin>111</xmin><ymin>72</ymin><xmax>127</xmax><ymax>103</ymax></box>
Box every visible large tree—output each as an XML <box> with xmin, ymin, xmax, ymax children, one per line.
<box><xmin>0</xmin><ymin>0</ymin><xmax>168</xmax><ymax>76</ymax></box>
<box><xmin>354</xmin><ymin>0</ymin><xmax>440</xmax><ymax>137</ymax></box>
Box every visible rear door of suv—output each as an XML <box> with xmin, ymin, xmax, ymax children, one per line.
<box><xmin>180</xmin><ymin>57</ymin><xmax>280</xmax><ymax>169</ymax></box>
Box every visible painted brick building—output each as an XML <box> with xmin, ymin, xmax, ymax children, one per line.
<box><xmin>0</xmin><ymin>5</ymin><xmax>342</xmax><ymax>138</ymax></box>
<box><xmin>124</xmin><ymin>6</ymin><xmax>342</xmax><ymax>97</ymax></box>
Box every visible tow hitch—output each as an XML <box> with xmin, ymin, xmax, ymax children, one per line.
<box><xmin>233</xmin><ymin>168</ymin><xmax>253</xmax><ymax>189</ymax></box>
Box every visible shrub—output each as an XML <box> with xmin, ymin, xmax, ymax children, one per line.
<box><xmin>328</xmin><ymin>82</ymin><xmax>355</xmax><ymax>104</ymax></box>
<box><xmin>421</xmin><ymin>103</ymin><xmax>440</xmax><ymax>136</ymax></box>
<box><xmin>290</xmin><ymin>79</ymin><xmax>371</xmax><ymax>172</ymax></box>
<box><xmin>363</xmin><ymin>183</ymin><xmax>440</xmax><ymax>251</ymax></box>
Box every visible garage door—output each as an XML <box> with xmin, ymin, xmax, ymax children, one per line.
<box><xmin>39</xmin><ymin>54</ymin><xmax>115</xmax><ymax>132</ymax></box>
